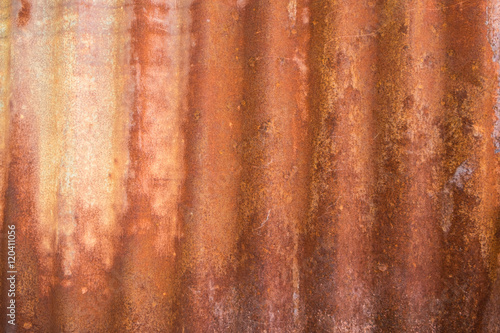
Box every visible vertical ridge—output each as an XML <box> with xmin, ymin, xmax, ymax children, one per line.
<box><xmin>304</xmin><ymin>0</ymin><xmax>379</xmax><ymax>331</ymax></box>
<box><xmin>440</xmin><ymin>1</ymin><xmax>499</xmax><ymax>330</ymax></box>
<box><xmin>399</xmin><ymin>1</ymin><xmax>446</xmax><ymax>330</ymax></box>
<box><xmin>51</xmin><ymin>1</ymin><xmax>128</xmax><ymax>331</ymax></box>
<box><xmin>177</xmin><ymin>1</ymin><xmax>244</xmax><ymax>331</ymax></box>
<box><xmin>4</xmin><ymin>0</ymin><xmax>58</xmax><ymax>330</ymax></box>
<box><xmin>116</xmin><ymin>0</ymin><xmax>190</xmax><ymax>330</ymax></box>
<box><xmin>236</xmin><ymin>0</ymin><xmax>311</xmax><ymax>331</ymax></box>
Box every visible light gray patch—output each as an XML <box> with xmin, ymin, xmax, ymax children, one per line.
<box><xmin>449</xmin><ymin>161</ymin><xmax>474</xmax><ymax>190</ymax></box>
<box><xmin>486</xmin><ymin>3</ymin><xmax>500</xmax><ymax>150</ymax></box>
<box><xmin>441</xmin><ymin>160</ymin><xmax>475</xmax><ymax>234</ymax></box>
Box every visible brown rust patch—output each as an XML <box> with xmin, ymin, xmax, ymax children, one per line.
<box><xmin>16</xmin><ymin>0</ymin><xmax>31</xmax><ymax>27</ymax></box>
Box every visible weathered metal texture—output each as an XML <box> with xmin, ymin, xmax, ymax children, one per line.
<box><xmin>0</xmin><ymin>0</ymin><xmax>500</xmax><ymax>332</ymax></box>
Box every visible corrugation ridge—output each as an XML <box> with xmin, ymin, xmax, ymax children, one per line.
<box><xmin>398</xmin><ymin>1</ymin><xmax>446</xmax><ymax>331</ymax></box>
<box><xmin>4</xmin><ymin>1</ymin><xmax>60</xmax><ymax>331</ymax></box>
<box><xmin>35</xmin><ymin>1</ymin><xmax>65</xmax><ymax>330</ymax></box>
<box><xmin>304</xmin><ymin>0</ymin><xmax>378</xmax><ymax>332</ymax></box>
<box><xmin>176</xmin><ymin>0</ymin><xmax>243</xmax><ymax>331</ymax></box>
<box><xmin>114</xmin><ymin>0</ymin><xmax>188</xmax><ymax>331</ymax></box>
<box><xmin>440</xmin><ymin>1</ymin><xmax>499</xmax><ymax>331</ymax></box>
<box><xmin>49</xmin><ymin>1</ymin><xmax>127</xmax><ymax>331</ymax></box>
<box><xmin>235</xmin><ymin>0</ymin><xmax>310</xmax><ymax>331</ymax></box>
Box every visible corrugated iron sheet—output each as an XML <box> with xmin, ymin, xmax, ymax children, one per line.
<box><xmin>0</xmin><ymin>0</ymin><xmax>499</xmax><ymax>332</ymax></box>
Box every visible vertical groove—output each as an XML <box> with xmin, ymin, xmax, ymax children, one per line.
<box><xmin>484</xmin><ymin>0</ymin><xmax>500</xmax><ymax>329</ymax></box>
<box><xmin>483</xmin><ymin>259</ymin><xmax>500</xmax><ymax>330</ymax></box>
<box><xmin>371</xmin><ymin>1</ymin><xmax>411</xmax><ymax>330</ymax></box>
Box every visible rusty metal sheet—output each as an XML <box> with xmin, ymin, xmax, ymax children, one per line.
<box><xmin>0</xmin><ymin>0</ymin><xmax>499</xmax><ymax>332</ymax></box>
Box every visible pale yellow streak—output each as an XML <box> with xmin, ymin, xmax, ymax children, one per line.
<box><xmin>56</xmin><ymin>0</ymin><xmax>128</xmax><ymax>276</ymax></box>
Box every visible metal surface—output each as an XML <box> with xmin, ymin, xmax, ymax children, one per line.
<box><xmin>0</xmin><ymin>0</ymin><xmax>499</xmax><ymax>331</ymax></box>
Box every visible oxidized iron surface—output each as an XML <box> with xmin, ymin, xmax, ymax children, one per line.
<box><xmin>0</xmin><ymin>0</ymin><xmax>499</xmax><ymax>332</ymax></box>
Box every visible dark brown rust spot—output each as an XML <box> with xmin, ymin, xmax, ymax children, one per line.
<box><xmin>17</xmin><ymin>0</ymin><xmax>31</xmax><ymax>27</ymax></box>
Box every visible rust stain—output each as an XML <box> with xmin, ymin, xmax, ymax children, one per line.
<box><xmin>16</xmin><ymin>0</ymin><xmax>31</xmax><ymax>27</ymax></box>
<box><xmin>0</xmin><ymin>0</ymin><xmax>499</xmax><ymax>332</ymax></box>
